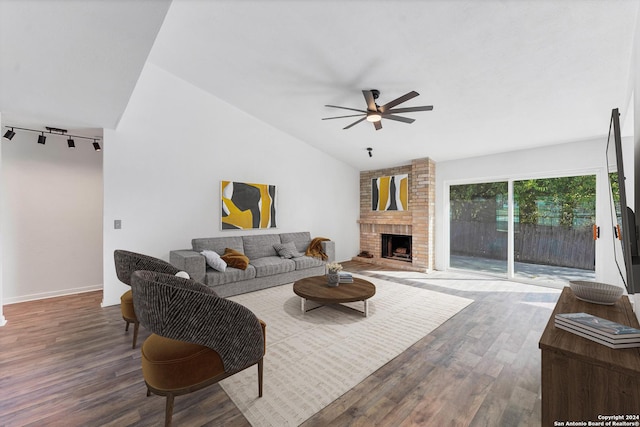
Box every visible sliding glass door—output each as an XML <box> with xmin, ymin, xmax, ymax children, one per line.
<box><xmin>512</xmin><ymin>176</ymin><xmax>596</xmax><ymax>283</ymax></box>
<box><xmin>449</xmin><ymin>182</ymin><xmax>508</xmax><ymax>275</ymax></box>
<box><xmin>449</xmin><ymin>175</ymin><xmax>596</xmax><ymax>284</ymax></box>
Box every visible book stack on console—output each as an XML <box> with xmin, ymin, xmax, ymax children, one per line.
<box><xmin>554</xmin><ymin>312</ymin><xmax>640</xmax><ymax>349</ymax></box>
<box><xmin>339</xmin><ymin>272</ymin><xmax>353</xmax><ymax>283</ymax></box>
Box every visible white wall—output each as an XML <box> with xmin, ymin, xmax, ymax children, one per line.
<box><xmin>0</xmin><ymin>112</ymin><xmax>5</xmax><ymax>324</ymax></box>
<box><xmin>102</xmin><ymin>62</ymin><xmax>360</xmax><ymax>307</ymax></box>
<box><xmin>435</xmin><ymin>137</ymin><xmax>629</xmax><ymax>288</ymax></box>
<box><xmin>1</xmin><ymin>126</ymin><xmax>103</xmax><ymax>303</ymax></box>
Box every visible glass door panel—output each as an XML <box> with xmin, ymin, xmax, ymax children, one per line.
<box><xmin>512</xmin><ymin>176</ymin><xmax>596</xmax><ymax>284</ymax></box>
<box><xmin>450</xmin><ymin>182</ymin><xmax>508</xmax><ymax>275</ymax></box>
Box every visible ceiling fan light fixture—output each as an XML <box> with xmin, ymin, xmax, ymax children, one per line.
<box><xmin>366</xmin><ymin>112</ymin><xmax>382</xmax><ymax>122</ymax></box>
<box><xmin>323</xmin><ymin>89</ymin><xmax>432</xmax><ymax>130</ymax></box>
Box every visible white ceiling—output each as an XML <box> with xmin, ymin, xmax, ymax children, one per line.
<box><xmin>1</xmin><ymin>0</ymin><xmax>639</xmax><ymax>170</ymax></box>
<box><xmin>0</xmin><ymin>0</ymin><xmax>171</xmax><ymax>134</ymax></box>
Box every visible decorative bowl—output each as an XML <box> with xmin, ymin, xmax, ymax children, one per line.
<box><xmin>569</xmin><ymin>280</ymin><xmax>624</xmax><ymax>305</ymax></box>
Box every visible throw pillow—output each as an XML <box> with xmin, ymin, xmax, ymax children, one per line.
<box><xmin>175</xmin><ymin>271</ymin><xmax>190</xmax><ymax>279</ymax></box>
<box><xmin>221</xmin><ymin>248</ymin><xmax>250</xmax><ymax>270</ymax></box>
<box><xmin>274</xmin><ymin>241</ymin><xmax>303</xmax><ymax>259</ymax></box>
<box><xmin>201</xmin><ymin>250</ymin><xmax>227</xmax><ymax>272</ymax></box>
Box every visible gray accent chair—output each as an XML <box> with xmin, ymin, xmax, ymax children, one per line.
<box><xmin>131</xmin><ymin>270</ymin><xmax>266</xmax><ymax>427</ymax></box>
<box><xmin>113</xmin><ymin>250</ymin><xmax>180</xmax><ymax>348</ymax></box>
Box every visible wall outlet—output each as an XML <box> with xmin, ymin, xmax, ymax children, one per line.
<box><xmin>114</xmin><ymin>219</ymin><xmax>122</xmax><ymax>229</ymax></box>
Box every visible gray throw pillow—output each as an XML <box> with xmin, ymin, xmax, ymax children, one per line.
<box><xmin>274</xmin><ymin>241</ymin><xmax>303</xmax><ymax>259</ymax></box>
<box><xmin>201</xmin><ymin>250</ymin><xmax>227</xmax><ymax>272</ymax></box>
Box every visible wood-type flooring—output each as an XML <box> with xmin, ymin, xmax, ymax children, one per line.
<box><xmin>0</xmin><ymin>261</ymin><xmax>559</xmax><ymax>426</ymax></box>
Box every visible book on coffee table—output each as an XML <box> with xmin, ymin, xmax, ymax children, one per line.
<box><xmin>339</xmin><ymin>272</ymin><xmax>353</xmax><ymax>283</ymax></box>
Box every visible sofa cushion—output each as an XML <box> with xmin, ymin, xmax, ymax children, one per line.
<box><xmin>221</xmin><ymin>248</ymin><xmax>250</xmax><ymax>270</ymax></box>
<box><xmin>292</xmin><ymin>255</ymin><xmax>325</xmax><ymax>270</ymax></box>
<box><xmin>250</xmin><ymin>256</ymin><xmax>295</xmax><ymax>277</ymax></box>
<box><xmin>205</xmin><ymin>264</ymin><xmax>256</xmax><ymax>286</ymax></box>
<box><xmin>242</xmin><ymin>234</ymin><xmax>281</xmax><ymax>260</ymax></box>
<box><xmin>280</xmin><ymin>232</ymin><xmax>312</xmax><ymax>254</ymax></box>
<box><xmin>273</xmin><ymin>241</ymin><xmax>303</xmax><ymax>259</ymax></box>
<box><xmin>192</xmin><ymin>236</ymin><xmax>244</xmax><ymax>254</ymax></box>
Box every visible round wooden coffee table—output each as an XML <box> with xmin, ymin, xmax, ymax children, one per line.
<box><xmin>293</xmin><ymin>275</ymin><xmax>376</xmax><ymax>317</ymax></box>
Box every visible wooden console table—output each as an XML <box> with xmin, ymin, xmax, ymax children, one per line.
<box><xmin>539</xmin><ymin>287</ymin><xmax>640</xmax><ymax>425</ymax></box>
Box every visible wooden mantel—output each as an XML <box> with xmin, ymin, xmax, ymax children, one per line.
<box><xmin>357</xmin><ymin>218</ymin><xmax>413</xmax><ymax>225</ymax></box>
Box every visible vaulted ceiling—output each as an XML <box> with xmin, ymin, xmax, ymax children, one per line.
<box><xmin>1</xmin><ymin>0</ymin><xmax>638</xmax><ymax>170</ymax></box>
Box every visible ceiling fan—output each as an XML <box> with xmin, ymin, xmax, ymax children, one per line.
<box><xmin>322</xmin><ymin>89</ymin><xmax>433</xmax><ymax>130</ymax></box>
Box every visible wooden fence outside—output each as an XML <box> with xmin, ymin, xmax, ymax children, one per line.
<box><xmin>450</xmin><ymin>220</ymin><xmax>595</xmax><ymax>270</ymax></box>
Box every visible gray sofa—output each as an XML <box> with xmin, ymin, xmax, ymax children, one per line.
<box><xmin>170</xmin><ymin>231</ymin><xmax>335</xmax><ymax>297</ymax></box>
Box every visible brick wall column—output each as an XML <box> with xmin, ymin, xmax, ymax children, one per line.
<box><xmin>411</xmin><ymin>158</ymin><xmax>435</xmax><ymax>271</ymax></box>
<box><xmin>357</xmin><ymin>158</ymin><xmax>436</xmax><ymax>272</ymax></box>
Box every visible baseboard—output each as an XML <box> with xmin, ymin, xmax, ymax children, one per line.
<box><xmin>3</xmin><ymin>284</ymin><xmax>103</xmax><ymax>305</ymax></box>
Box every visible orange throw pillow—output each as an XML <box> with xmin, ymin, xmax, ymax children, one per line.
<box><xmin>221</xmin><ymin>248</ymin><xmax>250</xmax><ymax>270</ymax></box>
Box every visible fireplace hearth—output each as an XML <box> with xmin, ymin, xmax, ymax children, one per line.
<box><xmin>381</xmin><ymin>234</ymin><xmax>412</xmax><ymax>262</ymax></box>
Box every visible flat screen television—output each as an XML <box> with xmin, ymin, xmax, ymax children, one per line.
<box><xmin>607</xmin><ymin>107</ymin><xmax>638</xmax><ymax>294</ymax></box>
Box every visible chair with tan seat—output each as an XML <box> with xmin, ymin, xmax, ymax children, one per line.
<box><xmin>131</xmin><ymin>270</ymin><xmax>266</xmax><ymax>427</ymax></box>
<box><xmin>114</xmin><ymin>250</ymin><xmax>181</xmax><ymax>348</ymax></box>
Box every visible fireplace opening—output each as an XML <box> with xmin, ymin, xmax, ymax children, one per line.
<box><xmin>381</xmin><ymin>234</ymin><xmax>412</xmax><ymax>262</ymax></box>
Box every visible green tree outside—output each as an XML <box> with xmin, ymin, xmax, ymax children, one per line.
<box><xmin>450</xmin><ymin>175</ymin><xmax>596</xmax><ymax>229</ymax></box>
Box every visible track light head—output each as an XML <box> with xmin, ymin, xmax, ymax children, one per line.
<box><xmin>38</xmin><ymin>133</ymin><xmax>46</xmax><ymax>145</ymax></box>
<box><xmin>3</xmin><ymin>128</ymin><xmax>15</xmax><ymax>140</ymax></box>
<box><xmin>92</xmin><ymin>141</ymin><xmax>101</xmax><ymax>151</ymax></box>
<box><xmin>367</xmin><ymin>147</ymin><xmax>373</xmax><ymax>157</ymax></box>
<box><xmin>67</xmin><ymin>138</ymin><xmax>75</xmax><ymax>148</ymax></box>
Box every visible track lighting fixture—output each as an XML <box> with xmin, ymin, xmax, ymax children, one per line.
<box><xmin>367</xmin><ymin>147</ymin><xmax>373</xmax><ymax>157</ymax></box>
<box><xmin>1</xmin><ymin>125</ymin><xmax>101</xmax><ymax>151</ymax></box>
<box><xmin>3</xmin><ymin>128</ymin><xmax>15</xmax><ymax>140</ymax></box>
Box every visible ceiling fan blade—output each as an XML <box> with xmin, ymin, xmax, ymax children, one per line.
<box><xmin>379</xmin><ymin>91</ymin><xmax>419</xmax><ymax>113</ymax></box>
<box><xmin>374</xmin><ymin>121</ymin><xmax>382</xmax><ymax>131</ymax></box>
<box><xmin>383</xmin><ymin>114</ymin><xmax>415</xmax><ymax>124</ymax></box>
<box><xmin>325</xmin><ymin>105</ymin><xmax>367</xmax><ymax>114</ymax></box>
<box><xmin>322</xmin><ymin>113</ymin><xmax>366</xmax><ymax>120</ymax></box>
<box><xmin>343</xmin><ymin>117</ymin><xmax>366</xmax><ymax>130</ymax></box>
<box><xmin>362</xmin><ymin>90</ymin><xmax>377</xmax><ymax>111</ymax></box>
<box><xmin>385</xmin><ymin>105</ymin><xmax>433</xmax><ymax>114</ymax></box>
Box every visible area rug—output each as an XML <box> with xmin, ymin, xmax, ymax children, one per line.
<box><xmin>221</xmin><ymin>274</ymin><xmax>473</xmax><ymax>427</ymax></box>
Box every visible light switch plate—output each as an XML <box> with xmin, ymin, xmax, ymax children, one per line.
<box><xmin>114</xmin><ymin>220</ymin><xmax>122</xmax><ymax>229</ymax></box>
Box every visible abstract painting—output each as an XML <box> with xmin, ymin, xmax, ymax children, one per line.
<box><xmin>372</xmin><ymin>174</ymin><xmax>408</xmax><ymax>211</ymax></box>
<box><xmin>221</xmin><ymin>181</ymin><xmax>277</xmax><ymax>230</ymax></box>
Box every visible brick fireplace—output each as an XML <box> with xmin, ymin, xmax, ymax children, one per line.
<box><xmin>381</xmin><ymin>234</ymin><xmax>412</xmax><ymax>262</ymax></box>
<box><xmin>354</xmin><ymin>157</ymin><xmax>435</xmax><ymax>272</ymax></box>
